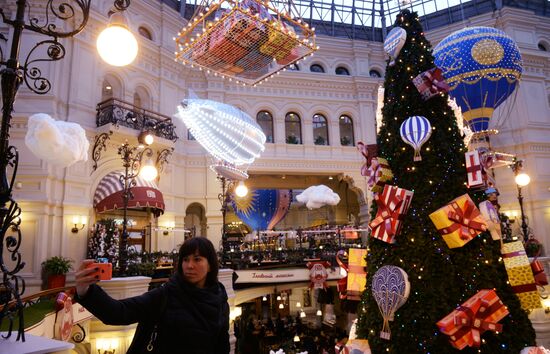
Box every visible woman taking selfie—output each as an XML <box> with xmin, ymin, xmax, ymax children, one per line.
<box><xmin>75</xmin><ymin>237</ymin><xmax>230</xmax><ymax>354</ymax></box>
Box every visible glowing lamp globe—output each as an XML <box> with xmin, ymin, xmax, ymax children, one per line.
<box><xmin>235</xmin><ymin>181</ymin><xmax>248</xmax><ymax>198</ymax></box>
<box><xmin>140</xmin><ymin>163</ymin><xmax>158</xmax><ymax>181</ymax></box>
<box><xmin>515</xmin><ymin>173</ymin><xmax>530</xmax><ymax>187</ymax></box>
<box><xmin>97</xmin><ymin>24</ymin><xmax>138</xmax><ymax>66</ymax></box>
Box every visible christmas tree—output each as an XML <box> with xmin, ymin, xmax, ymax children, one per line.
<box><xmin>87</xmin><ymin>219</ymin><xmax>120</xmax><ymax>266</ymax></box>
<box><xmin>355</xmin><ymin>10</ymin><xmax>536</xmax><ymax>353</ymax></box>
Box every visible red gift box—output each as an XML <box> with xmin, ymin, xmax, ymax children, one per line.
<box><xmin>365</xmin><ymin>157</ymin><xmax>393</xmax><ymax>193</ymax></box>
<box><xmin>236</xmin><ymin>49</ymin><xmax>273</xmax><ymax>72</ymax></box>
<box><xmin>209</xmin><ymin>21</ymin><xmax>248</xmax><ymax>65</ymax></box>
<box><xmin>412</xmin><ymin>67</ymin><xmax>450</xmax><ymax>101</ymax></box>
<box><xmin>437</xmin><ymin>289</ymin><xmax>509</xmax><ymax>350</ymax></box>
<box><xmin>368</xmin><ymin>184</ymin><xmax>413</xmax><ymax>244</ymax></box>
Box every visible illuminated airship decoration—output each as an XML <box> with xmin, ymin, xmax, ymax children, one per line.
<box><xmin>175</xmin><ymin>99</ymin><xmax>266</xmax><ymax>180</ymax></box>
<box><xmin>433</xmin><ymin>27</ymin><xmax>523</xmax><ymax>142</ymax></box>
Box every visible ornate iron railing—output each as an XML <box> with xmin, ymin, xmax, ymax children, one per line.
<box><xmin>96</xmin><ymin>98</ymin><xmax>178</xmax><ymax>142</ymax></box>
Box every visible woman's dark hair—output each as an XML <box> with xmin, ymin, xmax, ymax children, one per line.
<box><xmin>176</xmin><ymin>237</ymin><xmax>219</xmax><ymax>286</ymax></box>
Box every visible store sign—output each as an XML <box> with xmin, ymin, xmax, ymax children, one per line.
<box><xmin>235</xmin><ymin>267</ymin><xmax>343</xmax><ymax>284</ymax></box>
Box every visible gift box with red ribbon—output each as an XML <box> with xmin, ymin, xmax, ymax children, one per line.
<box><xmin>346</xmin><ymin>248</ymin><xmax>367</xmax><ymax>300</ymax></box>
<box><xmin>259</xmin><ymin>25</ymin><xmax>296</xmax><ymax>61</ymax></box>
<box><xmin>365</xmin><ymin>157</ymin><xmax>393</xmax><ymax>193</ymax></box>
<box><xmin>368</xmin><ymin>184</ymin><xmax>414</xmax><ymax>244</ymax></box>
<box><xmin>412</xmin><ymin>67</ymin><xmax>450</xmax><ymax>101</ymax></box>
<box><xmin>429</xmin><ymin>194</ymin><xmax>488</xmax><ymax>248</ymax></box>
<box><xmin>465</xmin><ymin>150</ymin><xmax>496</xmax><ymax>190</ymax></box>
<box><xmin>437</xmin><ymin>289</ymin><xmax>509</xmax><ymax>350</ymax></box>
<box><xmin>208</xmin><ymin>20</ymin><xmax>248</xmax><ymax>65</ymax></box>
<box><xmin>501</xmin><ymin>241</ymin><xmax>542</xmax><ymax>310</ymax></box>
<box><xmin>531</xmin><ymin>260</ymin><xmax>548</xmax><ymax>286</ymax></box>
<box><xmin>357</xmin><ymin>142</ymin><xmax>378</xmax><ymax>176</ymax></box>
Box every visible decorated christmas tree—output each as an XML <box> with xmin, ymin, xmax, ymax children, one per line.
<box><xmin>355</xmin><ymin>10</ymin><xmax>536</xmax><ymax>353</ymax></box>
<box><xmin>87</xmin><ymin>219</ymin><xmax>120</xmax><ymax>266</ymax></box>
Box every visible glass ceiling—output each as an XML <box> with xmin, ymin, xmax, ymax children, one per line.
<box><xmin>176</xmin><ymin>0</ymin><xmax>550</xmax><ymax>41</ymax></box>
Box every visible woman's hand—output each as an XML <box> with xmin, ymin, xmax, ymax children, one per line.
<box><xmin>75</xmin><ymin>259</ymin><xmax>100</xmax><ymax>297</ymax></box>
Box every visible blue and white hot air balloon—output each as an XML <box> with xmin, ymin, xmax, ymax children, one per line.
<box><xmin>384</xmin><ymin>27</ymin><xmax>407</xmax><ymax>65</ymax></box>
<box><xmin>433</xmin><ymin>27</ymin><xmax>523</xmax><ymax>134</ymax></box>
<box><xmin>400</xmin><ymin>116</ymin><xmax>432</xmax><ymax>162</ymax></box>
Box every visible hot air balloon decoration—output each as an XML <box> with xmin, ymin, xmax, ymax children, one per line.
<box><xmin>384</xmin><ymin>27</ymin><xmax>407</xmax><ymax>66</ymax></box>
<box><xmin>231</xmin><ymin>189</ymin><xmax>291</xmax><ymax>231</ymax></box>
<box><xmin>433</xmin><ymin>27</ymin><xmax>523</xmax><ymax>136</ymax></box>
<box><xmin>371</xmin><ymin>265</ymin><xmax>410</xmax><ymax>340</ymax></box>
<box><xmin>176</xmin><ymin>98</ymin><xmax>266</xmax><ymax>180</ymax></box>
<box><xmin>400</xmin><ymin>116</ymin><xmax>432</xmax><ymax>161</ymax></box>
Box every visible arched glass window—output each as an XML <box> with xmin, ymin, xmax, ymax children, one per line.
<box><xmin>257</xmin><ymin>111</ymin><xmax>274</xmax><ymax>143</ymax></box>
<box><xmin>285</xmin><ymin>112</ymin><xmax>302</xmax><ymax>144</ymax></box>
<box><xmin>310</xmin><ymin>64</ymin><xmax>325</xmax><ymax>73</ymax></box>
<box><xmin>102</xmin><ymin>79</ymin><xmax>114</xmax><ymax>101</ymax></box>
<box><xmin>369</xmin><ymin>69</ymin><xmax>382</xmax><ymax>78</ymax></box>
<box><xmin>133</xmin><ymin>92</ymin><xmax>142</xmax><ymax>108</ymax></box>
<box><xmin>313</xmin><ymin>114</ymin><xmax>329</xmax><ymax>146</ymax></box>
<box><xmin>336</xmin><ymin>66</ymin><xmax>350</xmax><ymax>75</ymax></box>
<box><xmin>538</xmin><ymin>42</ymin><xmax>548</xmax><ymax>51</ymax></box>
<box><xmin>138</xmin><ymin>26</ymin><xmax>153</xmax><ymax>40</ymax></box>
<box><xmin>339</xmin><ymin>115</ymin><xmax>354</xmax><ymax>146</ymax></box>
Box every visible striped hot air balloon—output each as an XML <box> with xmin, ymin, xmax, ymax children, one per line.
<box><xmin>400</xmin><ymin>116</ymin><xmax>432</xmax><ymax>162</ymax></box>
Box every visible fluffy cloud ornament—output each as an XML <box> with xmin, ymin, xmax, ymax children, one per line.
<box><xmin>25</xmin><ymin>113</ymin><xmax>89</xmax><ymax>167</ymax></box>
<box><xmin>296</xmin><ymin>185</ymin><xmax>340</xmax><ymax>210</ymax></box>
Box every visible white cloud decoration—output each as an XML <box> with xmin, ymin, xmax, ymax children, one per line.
<box><xmin>175</xmin><ymin>99</ymin><xmax>266</xmax><ymax>166</ymax></box>
<box><xmin>296</xmin><ymin>185</ymin><xmax>341</xmax><ymax>210</ymax></box>
<box><xmin>24</xmin><ymin>113</ymin><xmax>89</xmax><ymax>167</ymax></box>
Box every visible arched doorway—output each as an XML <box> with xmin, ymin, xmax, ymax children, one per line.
<box><xmin>185</xmin><ymin>203</ymin><xmax>207</xmax><ymax>237</ymax></box>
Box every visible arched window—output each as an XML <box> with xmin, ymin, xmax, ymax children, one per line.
<box><xmin>288</xmin><ymin>63</ymin><xmax>300</xmax><ymax>71</ymax></box>
<box><xmin>133</xmin><ymin>92</ymin><xmax>142</xmax><ymax>108</ymax></box>
<box><xmin>313</xmin><ymin>114</ymin><xmax>329</xmax><ymax>146</ymax></box>
<box><xmin>310</xmin><ymin>64</ymin><xmax>325</xmax><ymax>73</ymax></box>
<box><xmin>538</xmin><ymin>42</ymin><xmax>548</xmax><ymax>51</ymax></box>
<box><xmin>335</xmin><ymin>66</ymin><xmax>350</xmax><ymax>75</ymax></box>
<box><xmin>369</xmin><ymin>69</ymin><xmax>382</xmax><ymax>78</ymax></box>
<box><xmin>138</xmin><ymin>26</ymin><xmax>153</xmax><ymax>40</ymax></box>
<box><xmin>257</xmin><ymin>111</ymin><xmax>274</xmax><ymax>143</ymax></box>
<box><xmin>285</xmin><ymin>112</ymin><xmax>302</xmax><ymax>144</ymax></box>
<box><xmin>339</xmin><ymin>115</ymin><xmax>354</xmax><ymax>146</ymax></box>
<box><xmin>102</xmin><ymin>79</ymin><xmax>114</xmax><ymax>101</ymax></box>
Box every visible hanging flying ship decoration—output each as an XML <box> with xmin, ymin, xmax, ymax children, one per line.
<box><xmin>174</xmin><ymin>0</ymin><xmax>318</xmax><ymax>86</ymax></box>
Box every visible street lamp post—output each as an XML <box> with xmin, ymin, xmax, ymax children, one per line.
<box><xmin>218</xmin><ymin>176</ymin><xmax>231</xmax><ymax>251</ymax></box>
<box><xmin>0</xmin><ymin>0</ymin><xmax>136</xmax><ymax>340</ymax></box>
<box><xmin>511</xmin><ymin>159</ymin><xmax>532</xmax><ymax>242</ymax></box>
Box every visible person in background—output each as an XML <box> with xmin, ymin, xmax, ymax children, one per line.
<box><xmin>75</xmin><ymin>237</ymin><xmax>229</xmax><ymax>354</ymax></box>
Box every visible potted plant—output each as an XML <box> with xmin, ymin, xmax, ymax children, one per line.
<box><xmin>42</xmin><ymin>256</ymin><xmax>73</xmax><ymax>289</ymax></box>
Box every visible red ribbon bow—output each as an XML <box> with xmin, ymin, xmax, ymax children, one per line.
<box><xmin>531</xmin><ymin>260</ymin><xmax>548</xmax><ymax>286</ymax></box>
<box><xmin>453</xmin><ymin>299</ymin><xmax>503</xmax><ymax>347</ymax></box>
<box><xmin>336</xmin><ymin>250</ymin><xmax>348</xmax><ymax>299</ymax></box>
<box><xmin>446</xmin><ymin>200</ymin><xmax>487</xmax><ymax>240</ymax></box>
<box><xmin>366</xmin><ymin>159</ymin><xmax>382</xmax><ymax>187</ymax></box>
<box><xmin>369</xmin><ymin>192</ymin><xmax>404</xmax><ymax>238</ymax></box>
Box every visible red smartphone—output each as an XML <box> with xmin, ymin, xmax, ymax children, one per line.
<box><xmin>87</xmin><ymin>262</ymin><xmax>112</xmax><ymax>281</ymax></box>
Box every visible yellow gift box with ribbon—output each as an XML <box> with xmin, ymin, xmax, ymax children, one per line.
<box><xmin>346</xmin><ymin>248</ymin><xmax>367</xmax><ymax>300</ymax></box>
<box><xmin>501</xmin><ymin>241</ymin><xmax>541</xmax><ymax>310</ymax></box>
<box><xmin>429</xmin><ymin>194</ymin><xmax>487</xmax><ymax>248</ymax></box>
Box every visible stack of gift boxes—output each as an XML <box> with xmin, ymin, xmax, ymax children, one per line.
<box><xmin>189</xmin><ymin>0</ymin><xmax>301</xmax><ymax>80</ymax></box>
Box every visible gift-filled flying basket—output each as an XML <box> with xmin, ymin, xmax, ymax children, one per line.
<box><xmin>175</xmin><ymin>0</ymin><xmax>317</xmax><ymax>85</ymax></box>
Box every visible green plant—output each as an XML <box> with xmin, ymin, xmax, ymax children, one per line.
<box><xmin>286</xmin><ymin>135</ymin><xmax>299</xmax><ymax>144</ymax></box>
<box><xmin>314</xmin><ymin>135</ymin><xmax>326</xmax><ymax>145</ymax></box>
<box><xmin>41</xmin><ymin>256</ymin><xmax>73</xmax><ymax>275</ymax></box>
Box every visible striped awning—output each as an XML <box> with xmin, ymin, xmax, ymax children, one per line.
<box><xmin>93</xmin><ymin>171</ymin><xmax>165</xmax><ymax>216</ymax></box>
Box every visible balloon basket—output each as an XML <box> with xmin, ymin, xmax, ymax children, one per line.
<box><xmin>380</xmin><ymin>330</ymin><xmax>391</xmax><ymax>340</ymax></box>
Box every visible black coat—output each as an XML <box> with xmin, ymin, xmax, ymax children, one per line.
<box><xmin>77</xmin><ymin>275</ymin><xmax>230</xmax><ymax>354</ymax></box>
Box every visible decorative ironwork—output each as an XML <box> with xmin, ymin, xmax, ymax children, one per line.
<box><xmin>117</xmin><ymin>143</ymin><xmax>153</xmax><ymax>275</ymax></box>
<box><xmin>23</xmin><ymin>40</ymin><xmax>66</xmax><ymax>94</ymax></box>
<box><xmin>96</xmin><ymin>98</ymin><xmax>178</xmax><ymax>142</ymax></box>
<box><xmin>156</xmin><ymin>148</ymin><xmax>174</xmax><ymax>177</ymax></box>
<box><xmin>72</xmin><ymin>323</ymin><xmax>86</xmax><ymax>343</ymax></box>
<box><xmin>91</xmin><ymin>131</ymin><xmax>113</xmax><ymax>173</ymax></box>
<box><xmin>112</xmin><ymin>0</ymin><xmax>132</xmax><ymax>13</ymax></box>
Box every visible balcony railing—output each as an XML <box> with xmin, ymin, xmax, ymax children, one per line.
<box><xmin>96</xmin><ymin>98</ymin><xmax>178</xmax><ymax>142</ymax></box>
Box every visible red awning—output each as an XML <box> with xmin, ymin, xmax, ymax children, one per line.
<box><xmin>93</xmin><ymin>171</ymin><xmax>165</xmax><ymax>216</ymax></box>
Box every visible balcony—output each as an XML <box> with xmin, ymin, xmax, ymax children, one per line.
<box><xmin>96</xmin><ymin>98</ymin><xmax>178</xmax><ymax>142</ymax></box>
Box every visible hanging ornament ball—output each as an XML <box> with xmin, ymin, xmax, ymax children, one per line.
<box><xmin>383</xmin><ymin>27</ymin><xmax>407</xmax><ymax>65</ymax></box>
<box><xmin>400</xmin><ymin>116</ymin><xmax>432</xmax><ymax>162</ymax></box>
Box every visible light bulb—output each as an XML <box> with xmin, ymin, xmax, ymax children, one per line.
<box><xmin>300</xmin><ymin>311</ymin><xmax>306</xmax><ymax>318</ymax></box>
<box><xmin>97</xmin><ymin>13</ymin><xmax>138</xmax><ymax>67</ymax></box>
<box><xmin>316</xmin><ymin>310</ymin><xmax>322</xmax><ymax>316</ymax></box>
<box><xmin>294</xmin><ymin>335</ymin><xmax>300</xmax><ymax>342</ymax></box>
<box><xmin>262</xmin><ymin>296</ymin><xmax>267</xmax><ymax>301</ymax></box>
<box><xmin>235</xmin><ymin>181</ymin><xmax>248</xmax><ymax>197</ymax></box>
<box><xmin>279</xmin><ymin>303</ymin><xmax>284</xmax><ymax>309</ymax></box>
<box><xmin>144</xmin><ymin>133</ymin><xmax>154</xmax><ymax>145</ymax></box>
<box><xmin>296</xmin><ymin>302</ymin><xmax>301</xmax><ymax>308</ymax></box>
<box><xmin>276</xmin><ymin>295</ymin><xmax>282</xmax><ymax>301</ymax></box>
<box><xmin>72</xmin><ymin>215</ymin><xmax>80</xmax><ymax>224</ymax></box>
<box><xmin>140</xmin><ymin>161</ymin><xmax>158</xmax><ymax>181</ymax></box>
<box><xmin>515</xmin><ymin>173</ymin><xmax>530</xmax><ymax>187</ymax></box>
